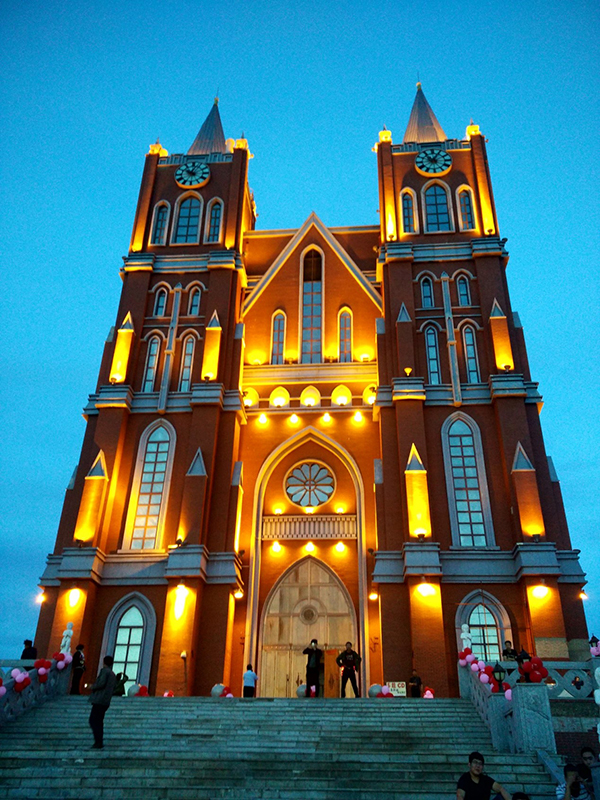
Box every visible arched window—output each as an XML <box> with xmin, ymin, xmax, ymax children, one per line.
<box><xmin>457</xmin><ymin>276</ymin><xmax>471</xmax><ymax>307</ymax></box>
<box><xmin>463</xmin><ymin>325</ymin><xmax>480</xmax><ymax>383</ymax></box>
<box><xmin>142</xmin><ymin>336</ymin><xmax>161</xmax><ymax>392</ymax></box>
<box><xmin>173</xmin><ymin>196</ymin><xmax>201</xmax><ymax>243</ymax></box>
<box><xmin>151</xmin><ymin>204</ymin><xmax>169</xmax><ymax>245</ymax></box>
<box><xmin>401</xmin><ymin>190</ymin><xmax>416</xmax><ymax>234</ymax></box>
<box><xmin>271</xmin><ymin>312</ymin><xmax>286</xmax><ymax>365</ymax></box>
<box><xmin>301</xmin><ymin>250</ymin><xmax>322</xmax><ymax>364</ymax></box>
<box><xmin>339</xmin><ymin>310</ymin><xmax>352</xmax><ymax>362</ymax></box>
<box><xmin>468</xmin><ymin>604</ymin><xmax>501</xmax><ymax>662</ymax></box>
<box><xmin>424</xmin><ymin>184</ymin><xmax>451</xmax><ymax>232</ymax></box>
<box><xmin>188</xmin><ymin>287</ymin><xmax>201</xmax><ymax>316</ymax></box>
<box><xmin>179</xmin><ymin>336</ymin><xmax>195</xmax><ymax>391</ymax></box>
<box><xmin>424</xmin><ymin>326</ymin><xmax>441</xmax><ymax>384</ymax></box>
<box><xmin>113</xmin><ymin>606</ymin><xmax>144</xmax><ymax>692</ymax></box>
<box><xmin>153</xmin><ymin>289</ymin><xmax>167</xmax><ymax>317</ymax></box>
<box><xmin>421</xmin><ymin>277</ymin><xmax>434</xmax><ymax>308</ymax></box>
<box><xmin>127</xmin><ymin>425</ymin><xmax>173</xmax><ymax>550</ymax></box>
<box><xmin>205</xmin><ymin>200</ymin><xmax>223</xmax><ymax>243</ymax></box>
<box><xmin>459</xmin><ymin>189</ymin><xmax>476</xmax><ymax>231</ymax></box>
<box><xmin>442</xmin><ymin>415</ymin><xmax>494</xmax><ymax>547</ymax></box>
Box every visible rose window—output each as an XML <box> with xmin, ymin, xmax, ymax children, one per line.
<box><xmin>285</xmin><ymin>462</ymin><xmax>335</xmax><ymax>507</ymax></box>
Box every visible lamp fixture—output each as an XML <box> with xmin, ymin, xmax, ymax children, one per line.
<box><xmin>532</xmin><ymin>579</ymin><xmax>549</xmax><ymax>599</ymax></box>
<box><xmin>417</xmin><ymin>577</ymin><xmax>435</xmax><ymax>597</ymax></box>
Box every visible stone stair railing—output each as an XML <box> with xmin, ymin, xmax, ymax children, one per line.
<box><xmin>0</xmin><ymin>659</ymin><xmax>71</xmax><ymax>726</ymax></box>
<box><xmin>495</xmin><ymin>659</ymin><xmax>598</xmax><ymax>700</ymax></box>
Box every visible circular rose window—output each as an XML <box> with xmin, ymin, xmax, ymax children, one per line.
<box><xmin>285</xmin><ymin>462</ymin><xmax>335</xmax><ymax>508</ymax></box>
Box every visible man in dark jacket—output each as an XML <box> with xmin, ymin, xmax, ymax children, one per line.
<box><xmin>336</xmin><ymin>641</ymin><xmax>361</xmax><ymax>697</ymax></box>
<box><xmin>21</xmin><ymin>640</ymin><xmax>37</xmax><ymax>659</ymax></box>
<box><xmin>88</xmin><ymin>655</ymin><xmax>117</xmax><ymax>749</ymax></box>
<box><xmin>302</xmin><ymin>639</ymin><xmax>323</xmax><ymax>697</ymax></box>
<box><xmin>70</xmin><ymin>644</ymin><xmax>85</xmax><ymax>695</ymax></box>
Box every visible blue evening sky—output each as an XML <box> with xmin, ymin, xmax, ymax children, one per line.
<box><xmin>1</xmin><ymin>0</ymin><xmax>599</xmax><ymax>657</ymax></box>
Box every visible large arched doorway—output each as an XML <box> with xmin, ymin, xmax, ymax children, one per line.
<box><xmin>259</xmin><ymin>557</ymin><xmax>357</xmax><ymax>697</ymax></box>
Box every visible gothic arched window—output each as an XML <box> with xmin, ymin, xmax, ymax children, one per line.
<box><xmin>179</xmin><ymin>336</ymin><xmax>195</xmax><ymax>392</ymax></box>
<box><xmin>339</xmin><ymin>310</ymin><xmax>352</xmax><ymax>362</ymax></box>
<box><xmin>101</xmin><ymin>594</ymin><xmax>157</xmax><ymax>695</ymax></box>
<box><xmin>173</xmin><ymin>196</ymin><xmax>201</xmax><ymax>244</ymax></box>
<box><xmin>125</xmin><ymin>424</ymin><xmax>174</xmax><ymax>550</ymax></box>
<box><xmin>301</xmin><ymin>250</ymin><xmax>322</xmax><ymax>364</ymax></box>
<box><xmin>421</xmin><ymin>277</ymin><xmax>434</xmax><ymax>308</ymax></box>
<box><xmin>401</xmin><ymin>190</ymin><xmax>417</xmax><ymax>234</ymax></box>
<box><xmin>153</xmin><ymin>288</ymin><xmax>167</xmax><ymax>317</ymax></box>
<box><xmin>188</xmin><ymin>287</ymin><xmax>201</xmax><ymax>316</ymax></box>
<box><xmin>463</xmin><ymin>325</ymin><xmax>480</xmax><ymax>383</ymax></box>
<box><xmin>424</xmin><ymin>326</ymin><xmax>441</xmax><ymax>384</ymax></box>
<box><xmin>151</xmin><ymin>204</ymin><xmax>169</xmax><ymax>245</ymax></box>
<box><xmin>113</xmin><ymin>606</ymin><xmax>144</xmax><ymax>691</ymax></box>
<box><xmin>442</xmin><ymin>415</ymin><xmax>495</xmax><ymax>548</ymax></box>
<box><xmin>205</xmin><ymin>200</ymin><xmax>223</xmax><ymax>243</ymax></box>
<box><xmin>457</xmin><ymin>276</ymin><xmax>471</xmax><ymax>307</ymax></box>
<box><xmin>271</xmin><ymin>312</ymin><xmax>286</xmax><ymax>365</ymax></box>
<box><xmin>459</xmin><ymin>188</ymin><xmax>476</xmax><ymax>231</ymax></box>
<box><xmin>424</xmin><ymin>184</ymin><xmax>452</xmax><ymax>232</ymax></box>
<box><xmin>468</xmin><ymin>604</ymin><xmax>501</xmax><ymax>662</ymax></box>
<box><xmin>142</xmin><ymin>336</ymin><xmax>161</xmax><ymax>392</ymax></box>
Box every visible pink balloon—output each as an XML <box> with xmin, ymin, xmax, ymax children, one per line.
<box><xmin>479</xmin><ymin>673</ymin><xmax>490</xmax><ymax>684</ymax></box>
<box><xmin>423</xmin><ymin>691</ymin><xmax>433</xmax><ymax>698</ymax></box>
<box><xmin>63</xmin><ymin>654</ymin><xmax>73</xmax><ymax>664</ymax></box>
<box><xmin>225</xmin><ymin>693</ymin><xmax>234</xmax><ymax>698</ymax></box>
<box><xmin>0</xmin><ymin>686</ymin><xmax>6</xmax><ymax>697</ymax></box>
<box><xmin>11</xmin><ymin>668</ymin><xmax>20</xmax><ymax>679</ymax></box>
<box><xmin>37</xmin><ymin>667</ymin><xmax>47</xmax><ymax>676</ymax></box>
<box><xmin>471</xmin><ymin>663</ymin><xmax>479</xmax><ymax>672</ymax></box>
<box><xmin>505</xmin><ymin>689</ymin><xmax>512</xmax><ymax>701</ymax></box>
<box><xmin>56</xmin><ymin>661</ymin><xmax>65</xmax><ymax>671</ymax></box>
<box><xmin>465</xmin><ymin>654</ymin><xmax>476</xmax><ymax>663</ymax></box>
<box><xmin>477</xmin><ymin>661</ymin><xmax>486</xmax><ymax>670</ymax></box>
<box><xmin>381</xmin><ymin>686</ymin><xmax>390</xmax><ymax>695</ymax></box>
<box><xmin>15</xmin><ymin>674</ymin><xmax>25</xmax><ymax>683</ymax></box>
<box><xmin>459</xmin><ymin>659</ymin><xmax>468</xmax><ymax>667</ymax></box>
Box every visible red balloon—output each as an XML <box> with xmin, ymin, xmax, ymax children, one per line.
<box><xmin>38</xmin><ymin>674</ymin><xmax>48</xmax><ymax>684</ymax></box>
<box><xmin>376</xmin><ymin>692</ymin><xmax>385</xmax><ymax>697</ymax></box>
<box><xmin>518</xmin><ymin>666</ymin><xmax>525</xmax><ymax>675</ymax></box>
<box><xmin>34</xmin><ymin>659</ymin><xmax>44</xmax><ymax>669</ymax></box>
<box><xmin>44</xmin><ymin>660</ymin><xmax>52</xmax><ymax>670</ymax></box>
<box><xmin>539</xmin><ymin>667</ymin><xmax>548</xmax><ymax>678</ymax></box>
<box><xmin>458</xmin><ymin>651</ymin><xmax>465</xmax><ymax>660</ymax></box>
<box><xmin>463</xmin><ymin>648</ymin><xmax>472</xmax><ymax>656</ymax></box>
<box><xmin>385</xmin><ymin>692</ymin><xmax>395</xmax><ymax>698</ymax></box>
<box><xmin>52</xmin><ymin>652</ymin><xmax>60</xmax><ymax>660</ymax></box>
<box><xmin>484</xmin><ymin>665</ymin><xmax>494</xmax><ymax>675</ymax></box>
<box><xmin>502</xmin><ymin>682</ymin><xmax>510</xmax><ymax>691</ymax></box>
<box><xmin>14</xmin><ymin>682</ymin><xmax>24</xmax><ymax>693</ymax></box>
<box><xmin>491</xmin><ymin>682</ymin><xmax>500</xmax><ymax>693</ymax></box>
<box><xmin>531</xmin><ymin>657</ymin><xmax>543</xmax><ymax>669</ymax></box>
<box><xmin>530</xmin><ymin>671</ymin><xmax>542</xmax><ymax>683</ymax></box>
<box><xmin>522</xmin><ymin>662</ymin><xmax>533</xmax><ymax>673</ymax></box>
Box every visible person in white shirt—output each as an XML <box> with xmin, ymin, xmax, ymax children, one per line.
<box><xmin>243</xmin><ymin>664</ymin><xmax>258</xmax><ymax>698</ymax></box>
<box><xmin>556</xmin><ymin>765</ymin><xmax>592</xmax><ymax>800</ymax></box>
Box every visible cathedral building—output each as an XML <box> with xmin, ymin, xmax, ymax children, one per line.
<box><xmin>35</xmin><ymin>86</ymin><xmax>588</xmax><ymax>698</ymax></box>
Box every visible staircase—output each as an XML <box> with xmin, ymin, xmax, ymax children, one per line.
<box><xmin>0</xmin><ymin>696</ymin><xmax>557</xmax><ymax>800</ymax></box>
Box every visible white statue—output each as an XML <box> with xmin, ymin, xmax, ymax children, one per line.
<box><xmin>460</xmin><ymin>624</ymin><xmax>472</xmax><ymax>649</ymax></box>
<box><xmin>60</xmin><ymin>622</ymin><xmax>74</xmax><ymax>654</ymax></box>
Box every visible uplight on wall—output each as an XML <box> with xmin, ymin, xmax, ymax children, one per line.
<box><xmin>335</xmin><ymin>505</ymin><xmax>345</xmax><ymax>514</ymax></box>
<box><xmin>271</xmin><ymin>541</ymin><xmax>282</xmax><ymax>553</ymax></box>
<box><xmin>243</xmin><ymin>388</ymin><xmax>259</xmax><ymax>408</ymax></box>
<box><xmin>36</xmin><ymin>591</ymin><xmax>46</xmax><ymax>604</ymax></box>
<box><xmin>304</xmin><ymin>541</ymin><xmax>315</xmax><ymax>553</ymax></box>
<box><xmin>258</xmin><ymin>413</ymin><xmax>268</xmax><ymax>425</ymax></box>
<box><xmin>416</xmin><ymin>577</ymin><xmax>436</xmax><ymax>598</ymax></box>
<box><xmin>273</xmin><ymin>506</ymin><xmax>283</xmax><ymax>515</ymax></box>
<box><xmin>369</xmin><ymin>591</ymin><xmax>379</xmax><ymax>601</ymax></box>
<box><xmin>289</xmin><ymin>414</ymin><xmax>300</xmax><ymax>425</ymax></box>
<box><xmin>580</xmin><ymin>589</ymin><xmax>589</xmax><ymax>601</ymax></box>
<box><xmin>335</xmin><ymin>541</ymin><xmax>346</xmax><ymax>553</ymax></box>
<box><xmin>321</xmin><ymin>413</ymin><xmax>332</xmax><ymax>423</ymax></box>
<box><xmin>68</xmin><ymin>587</ymin><xmax>82</xmax><ymax>608</ymax></box>
<box><xmin>233</xmin><ymin>589</ymin><xmax>244</xmax><ymax>600</ymax></box>
<box><xmin>174</xmin><ymin>582</ymin><xmax>189</xmax><ymax>620</ymax></box>
<box><xmin>531</xmin><ymin>580</ymin><xmax>549</xmax><ymax>600</ymax></box>
<box><xmin>353</xmin><ymin>411</ymin><xmax>363</xmax><ymax>423</ymax></box>
<box><xmin>332</xmin><ymin>385</ymin><xmax>351</xmax><ymax>407</ymax></box>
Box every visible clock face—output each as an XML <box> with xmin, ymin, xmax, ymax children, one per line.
<box><xmin>174</xmin><ymin>161</ymin><xmax>210</xmax><ymax>188</ymax></box>
<box><xmin>415</xmin><ymin>148</ymin><xmax>453</xmax><ymax>176</ymax></box>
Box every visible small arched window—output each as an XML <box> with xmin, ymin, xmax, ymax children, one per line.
<box><xmin>339</xmin><ymin>310</ymin><xmax>352</xmax><ymax>362</ymax></box>
<box><xmin>468</xmin><ymin>604</ymin><xmax>501</xmax><ymax>662</ymax></box>
<box><xmin>457</xmin><ymin>276</ymin><xmax>471</xmax><ymax>307</ymax></box>
<box><xmin>205</xmin><ymin>200</ymin><xmax>223</xmax><ymax>243</ymax></box>
<box><xmin>179</xmin><ymin>336</ymin><xmax>195</xmax><ymax>392</ymax></box>
<box><xmin>151</xmin><ymin>204</ymin><xmax>169</xmax><ymax>245</ymax></box>
<box><xmin>271</xmin><ymin>313</ymin><xmax>286</xmax><ymax>365</ymax></box>
<box><xmin>128</xmin><ymin>426</ymin><xmax>172</xmax><ymax>550</ymax></box>
<box><xmin>113</xmin><ymin>606</ymin><xmax>144</xmax><ymax>692</ymax></box>
<box><xmin>424</xmin><ymin>326</ymin><xmax>441</xmax><ymax>384</ymax></box>
<box><xmin>459</xmin><ymin>189</ymin><xmax>476</xmax><ymax>231</ymax></box>
<box><xmin>425</xmin><ymin>184</ymin><xmax>451</xmax><ymax>232</ymax></box>
<box><xmin>153</xmin><ymin>289</ymin><xmax>167</xmax><ymax>317</ymax></box>
<box><xmin>142</xmin><ymin>336</ymin><xmax>161</xmax><ymax>392</ymax></box>
<box><xmin>463</xmin><ymin>325</ymin><xmax>480</xmax><ymax>383</ymax></box>
<box><xmin>188</xmin><ymin>288</ymin><xmax>201</xmax><ymax>316</ymax></box>
<box><xmin>421</xmin><ymin>277</ymin><xmax>434</xmax><ymax>308</ymax></box>
<box><xmin>173</xmin><ymin>196</ymin><xmax>201</xmax><ymax>243</ymax></box>
<box><xmin>401</xmin><ymin>190</ymin><xmax>416</xmax><ymax>234</ymax></box>
<box><xmin>301</xmin><ymin>250</ymin><xmax>322</xmax><ymax>364</ymax></box>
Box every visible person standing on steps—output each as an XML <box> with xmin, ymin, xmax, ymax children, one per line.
<box><xmin>336</xmin><ymin>642</ymin><xmax>361</xmax><ymax>697</ymax></box>
<box><xmin>88</xmin><ymin>655</ymin><xmax>117</xmax><ymax>749</ymax></box>
<box><xmin>243</xmin><ymin>664</ymin><xmax>258</xmax><ymax>698</ymax></box>
<box><xmin>20</xmin><ymin>639</ymin><xmax>37</xmax><ymax>659</ymax></box>
<box><xmin>408</xmin><ymin>669</ymin><xmax>422</xmax><ymax>697</ymax></box>
<box><xmin>456</xmin><ymin>751</ymin><xmax>511</xmax><ymax>800</ymax></box>
<box><xmin>303</xmin><ymin>639</ymin><xmax>323</xmax><ymax>697</ymax></box>
<box><xmin>70</xmin><ymin>644</ymin><xmax>86</xmax><ymax>695</ymax></box>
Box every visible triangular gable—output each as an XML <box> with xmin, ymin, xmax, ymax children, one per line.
<box><xmin>119</xmin><ymin>312</ymin><xmax>134</xmax><ymax>333</ymax></box>
<box><xmin>512</xmin><ymin>442</ymin><xmax>535</xmax><ymax>472</ymax></box>
<box><xmin>405</xmin><ymin>444</ymin><xmax>426</xmax><ymax>473</ymax></box>
<box><xmin>187</xmin><ymin>448</ymin><xmax>207</xmax><ymax>477</ymax></box>
<box><xmin>397</xmin><ymin>303</ymin><xmax>411</xmax><ymax>323</ymax></box>
<box><xmin>86</xmin><ymin>451</ymin><xmax>108</xmax><ymax>479</ymax></box>
<box><xmin>490</xmin><ymin>298</ymin><xmax>506</xmax><ymax>319</ymax></box>
<box><xmin>243</xmin><ymin>212</ymin><xmax>382</xmax><ymax>314</ymax></box>
<box><xmin>207</xmin><ymin>310</ymin><xmax>221</xmax><ymax>329</ymax></box>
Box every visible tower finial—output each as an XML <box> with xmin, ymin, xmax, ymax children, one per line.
<box><xmin>402</xmin><ymin>83</ymin><xmax>446</xmax><ymax>144</ymax></box>
<box><xmin>187</xmin><ymin>98</ymin><xmax>227</xmax><ymax>155</ymax></box>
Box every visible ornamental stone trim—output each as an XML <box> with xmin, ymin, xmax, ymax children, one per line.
<box><xmin>261</xmin><ymin>514</ymin><xmax>357</xmax><ymax>540</ymax></box>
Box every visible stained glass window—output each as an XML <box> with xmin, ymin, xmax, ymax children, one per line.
<box><xmin>448</xmin><ymin>420</ymin><xmax>486</xmax><ymax>547</ymax></box>
<box><xmin>457</xmin><ymin>276</ymin><xmax>471</xmax><ymax>307</ymax></box>
<box><xmin>174</xmin><ymin>197</ymin><xmax>201</xmax><ymax>243</ymax></box>
<box><xmin>153</xmin><ymin>289</ymin><xmax>167</xmax><ymax>317</ymax></box>
<box><xmin>463</xmin><ymin>326</ymin><xmax>480</xmax><ymax>383</ymax></box>
<box><xmin>113</xmin><ymin>606</ymin><xmax>144</xmax><ymax>693</ymax></box>
<box><xmin>206</xmin><ymin>201</ymin><xmax>222</xmax><ymax>243</ymax></box>
<box><xmin>402</xmin><ymin>192</ymin><xmax>415</xmax><ymax>233</ymax></box>
<box><xmin>301</xmin><ymin>250</ymin><xmax>322</xmax><ymax>364</ymax></box>
<box><xmin>142</xmin><ymin>337</ymin><xmax>160</xmax><ymax>392</ymax></box>
<box><xmin>151</xmin><ymin>205</ymin><xmax>168</xmax><ymax>245</ymax></box>
<box><xmin>179</xmin><ymin>336</ymin><xmax>195</xmax><ymax>392</ymax></box>
<box><xmin>425</xmin><ymin>184</ymin><xmax>451</xmax><ymax>232</ymax></box>
<box><xmin>285</xmin><ymin>463</ymin><xmax>335</xmax><ymax>507</ymax></box>
<box><xmin>271</xmin><ymin>313</ymin><xmax>285</xmax><ymax>365</ymax></box>
<box><xmin>459</xmin><ymin>190</ymin><xmax>475</xmax><ymax>230</ymax></box>
<box><xmin>130</xmin><ymin>427</ymin><xmax>171</xmax><ymax>550</ymax></box>
<box><xmin>339</xmin><ymin>311</ymin><xmax>352</xmax><ymax>362</ymax></box>
<box><xmin>469</xmin><ymin>604</ymin><xmax>501</xmax><ymax>662</ymax></box>
<box><xmin>421</xmin><ymin>277</ymin><xmax>434</xmax><ymax>308</ymax></box>
<box><xmin>188</xmin><ymin>288</ymin><xmax>200</xmax><ymax>315</ymax></box>
<box><xmin>425</xmin><ymin>326</ymin><xmax>441</xmax><ymax>384</ymax></box>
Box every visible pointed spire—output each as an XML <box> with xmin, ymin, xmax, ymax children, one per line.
<box><xmin>402</xmin><ymin>83</ymin><xmax>447</xmax><ymax>144</ymax></box>
<box><xmin>188</xmin><ymin>98</ymin><xmax>227</xmax><ymax>156</ymax></box>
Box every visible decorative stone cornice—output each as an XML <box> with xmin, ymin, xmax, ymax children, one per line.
<box><xmin>122</xmin><ymin>253</ymin><xmax>156</xmax><ymax>272</ymax></box>
<box><xmin>489</xmin><ymin>373</ymin><xmax>527</xmax><ymax>399</ymax></box>
<box><xmin>391</xmin><ymin>377</ymin><xmax>426</xmax><ymax>402</ymax></box>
